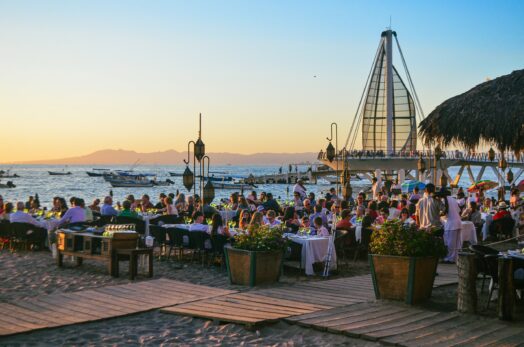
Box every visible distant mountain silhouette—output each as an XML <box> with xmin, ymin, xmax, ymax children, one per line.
<box><xmin>12</xmin><ymin>149</ymin><xmax>318</xmax><ymax>165</ymax></box>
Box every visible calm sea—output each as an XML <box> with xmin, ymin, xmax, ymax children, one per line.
<box><xmin>0</xmin><ymin>164</ymin><xmax>502</xmax><ymax>207</ymax></box>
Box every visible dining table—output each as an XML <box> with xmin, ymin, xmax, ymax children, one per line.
<box><xmin>284</xmin><ymin>233</ymin><xmax>336</xmax><ymax>276</ymax></box>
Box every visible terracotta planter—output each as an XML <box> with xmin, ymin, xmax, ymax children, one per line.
<box><xmin>225</xmin><ymin>245</ymin><xmax>283</xmax><ymax>286</ymax></box>
<box><xmin>369</xmin><ymin>254</ymin><xmax>438</xmax><ymax>304</ymax></box>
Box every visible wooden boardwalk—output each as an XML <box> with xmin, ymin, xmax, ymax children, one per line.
<box><xmin>286</xmin><ymin>302</ymin><xmax>524</xmax><ymax>347</ymax></box>
<box><xmin>161</xmin><ymin>293</ymin><xmax>328</xmax><ymax>327</ymax></box>
<box><xmin>0</xmin><ymin>279</ymin><xmax>236</xmax><ymax>337</ymax></box>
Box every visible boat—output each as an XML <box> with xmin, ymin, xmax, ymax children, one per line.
<box><xmin>49</xmin><ymin>171</ymin><xmax>72</xmax><ymax>175</ymax></box>
<box><xmin>0</xmin><ymin>181</ymin><xmax>16</xmax><ymax>188</ymax></box>
<box><xmin>169</xmin><ymin>172</ymin><xmax>183</xmax><ymax>177</ymax></box>
<box><xmin>86</xmin><ymin>171</ymin><xmax>105</xmax><ymax>177</ymax></box>
<box><xmin>208</xmin><ymin>176</ymin><xmax>233</xmax><ymax>182</ymax></box>
<box><xmin>0</xmin><ymin>169</ymin><xmax>20</xmax><ymax>178</ymax></box>
<box><xmin>108</xmin><ymin>180</ymin><xmax>154</xmax><ymax>188</ymax></box>
<box><xmin>213</xmin><ymin>182</ymin><xmax>256</xmax><ymax>190</ymax></box>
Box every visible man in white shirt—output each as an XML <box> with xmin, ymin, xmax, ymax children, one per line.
<box><xmin>10</xmin><ymin>202</ymin><xmax>46</xmax><ymax>228</ymax></box>
<box><xmin>189</xmin><ymin>211</ymin><xmax>208</xmax><ymax>232</ymax></box>
<box><xmin>293</xmin><ymin>179</ymin><xmax>307</xmax><ymax>200</ymax></box>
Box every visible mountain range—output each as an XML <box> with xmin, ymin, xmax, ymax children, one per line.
<box><xmin>10</xmin><ymin>149</ymin><xmax>319</xmax><ymax>165</ymax></box>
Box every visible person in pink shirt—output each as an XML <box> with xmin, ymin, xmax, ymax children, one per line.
<box><xmin>314</xmin><ymin>217</ymin><xmax>330</xmax><ymax>236</ymax></box>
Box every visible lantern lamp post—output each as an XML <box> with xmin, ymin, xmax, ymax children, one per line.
<box><xmin>326</xmin><ymin>123</ymin><xmax>339</xmax><ymax>196</ymax></box>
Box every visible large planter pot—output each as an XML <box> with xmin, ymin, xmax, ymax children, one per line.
<box><xmin>369</xmin><ymin>254</ymin><xmax>438</xmax><ymax>304</ymax></box>
<box><xmin>224</xmin><ymin>245</ymin><xmax>283</xmax><ymax>286</ymax></box>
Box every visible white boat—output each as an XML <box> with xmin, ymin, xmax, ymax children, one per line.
<box><xmin>108</xmin><ymin>179</ymin><xmax>154</xmax><ymax>188</ymax></box>
<box><xmin>213</xmin><ymin>182</ymin><xmax>255</xmax><ymax>190</ymax></box>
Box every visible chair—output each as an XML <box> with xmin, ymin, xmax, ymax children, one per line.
<box><xmin>10</xmin><ymin>223</ymin><xmax>47</xmax><ymax>251</ymax></box>
<box><xmin>0</xmin><ymin>221</ymin><xmax>11</xmax><ymax>250</ymax></box>
<box><xmin>96</xmin><ymin>215</ymin><xmax>115</xmax><ymax>227</ymax></box>
<box><xmin>334</xmin><ymin>229</ymin><xmax>357</xmax><ymax>267</ymax></box>
<box><xmin>187</xmin><ymin>231</ymin><xmax>211</xmax><ymax>265</ymax></box>
<box><xmin>469</xmin><ymin>244</ymin><xmax>499</xmax><ymax>293</ymax></box>
<box><xmin>354</xmin><ymin>227</ymin><xmax>372</xmax><ymax>261</ymax></box>
<box><xmin>491</xmin><ymin>217</ymin><xmax>516</xmax><ymax>240</ymax></box>
<box><xmin>149</xmin><ymin>225</ymin><xmax>168</xmax><ymax>258</ymax></box>
<box><xmin>113</xmin><ymin>216</ymin><xmax>146</xmax><ymax>235</ymax></box>
<box><xmin>150</xmin><ymin>215</ymin><xmax>183</xmax><ymax>225</ymax></box>
<box><xmin>209</xmin><ymin>234</ymin><xmax>229</xmax><ymax>268</ymax></box>
<box><xmin>166</xmin><ymin>227</ymin><xmax>188</xmax><ymax>260</ymax></box>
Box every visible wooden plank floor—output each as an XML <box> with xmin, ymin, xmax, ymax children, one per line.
<box><xmin>161</xmin><ymin>292</ymin><xmax>329</xmax><ymax>326</ymax></box>
<box><xmin>0</xmin><ymin>279</ymin><xmax>236</xmax><ymax>337</ymax></box>
<box><xmin>286</xmin><ymin>302</ymin><xmax>524</xmax><ymax>347</ymax></box>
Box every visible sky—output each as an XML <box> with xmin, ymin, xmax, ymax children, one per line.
<box><xmin>1</xmin><ymin>0</ymin><xmax>523</xmax><ymax>162</ymax></box>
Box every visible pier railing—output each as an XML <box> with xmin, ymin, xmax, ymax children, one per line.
<box><xmin>317</xmin><ymin>150</ymin><xmax>524</xmax><ymax>164</ymax></box>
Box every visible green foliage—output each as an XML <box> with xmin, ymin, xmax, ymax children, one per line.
<box><xmin>233</xmin><ymin>224</ymin><xmax>289</xmax><ymax>252</ymax></box>
<box><xmin>370</xmin><ymin>220</ymin><xmax>447</xmax><ymax>258</ymax></box>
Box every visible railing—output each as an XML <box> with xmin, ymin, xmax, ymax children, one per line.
<box><xmin>317</xmin><ymin>150</ymin><xmax>524</xmax><ymax>164</ymax></box>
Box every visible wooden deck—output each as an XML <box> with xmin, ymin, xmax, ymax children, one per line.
<box><xmin>286</xmin><ymin>302</ymin><xmax>524</xmax><ymax>347</ymax></box>
<box><xmin>0</xmin><ymin>279</ymin><xmax>236</xmax><ymax>337</ymax></box>
<box><xmin>161</xmin><ymin>292</ymin><xmax>328</xmax><ymax>327</ymax></box>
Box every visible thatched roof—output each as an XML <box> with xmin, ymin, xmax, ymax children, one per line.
<box><xmin>419</xmin><ymin>69</ymin><xmax>524</xmax><ymax>156</ymax></box>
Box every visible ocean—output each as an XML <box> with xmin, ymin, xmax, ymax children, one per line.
<box><xmin>0</xmin><ymin>164</ymin><xmax>505</xmax><ymax>208</ymax></box>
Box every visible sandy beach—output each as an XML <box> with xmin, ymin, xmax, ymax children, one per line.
<box><xmin>0</xmin><ymin>250</ymin><xmax>376</xmax><ymax>346</ymax></box>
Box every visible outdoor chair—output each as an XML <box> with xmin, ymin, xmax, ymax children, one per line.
<box><xmin>149</xmin><ymin>224</ymin><xmax>168</xmax><ymax>259</ymax></box>
<box><xmin>166</xmin><ymin>227</ymin><xmax>188</xmax><ymax>260</ymax></box>
<box><xmin>334</xmin><ymin>228</ymin><xmax>357</xmax><ymax>268</ymax></box>
<box><xmin>0</xmin><ymin>221</ymin><xmax>11</xmax><ymax>251</ymax></box>
<box><xmin>354</xmin><ymin>227</ymin><xmax>372</xmax><ymax>261</ymax></box>
<box><xmin>491</xmin><ymin>217</ymin><xmax>515</xmax><ymax>240</ymax></box>
<box><xmin>469</xmin><ymin>244</ymin><xmax>499</xmax><ymax>293</ymax></box>
<box><xmin>10</xmin><ymin>223</ymin><xmax>47</xmax><ymax>251</ymax></box>
<box><xmin>209</xmin><ymin>234</ymin><xmax>229</xmax><ymax>268</ymax></box>
<box><xmin>96</xmin><ymin>215</ymin><xmax>115</xmax><ymax>227</ymax></box>
<box><xmin>187</xmin><ymin>231</ymin><xmax>211</xmax><ymax>265</ymax></box>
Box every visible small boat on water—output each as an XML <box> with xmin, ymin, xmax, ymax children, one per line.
<box><xmin>86</xmin><ymin>171</ymin><xmax>105</xmax><ymax>177</ymax></box>
<box><xmin>108</xmin><ymin>179</ymin><xmax>154</xmax><ymax>188</ymax></box>
<box><xmin>152</xmin><ymin>179</ymin><xmax>175</xmax><ymax>186</ymax></box>
<box><xmin>0</xmin><ymin>169</ymin><xmax>20</xmax><ymax>178</ymax></box>
<box><xmin>168</xmin><ymin>172</ymin><xmax>183</xmax><ymax>177</ymax></box>
<box><xmin>208</xmin><ymin>176</ymin><xmax>233</xmax><ymax>182</ymax></box>
<box><xmin>213</xmin><ymin>182</ymin><xmax>255</xmax><ymax>190</ymax></box>
<box><xmin>49</xmin><ymin>171</ymin><xmax>72</xmax><ymax>176</ymax></box>
<box><xmin>0</xmin><ymin>181</ymin><xmax>16</xmax><ymax>188</ymax></box>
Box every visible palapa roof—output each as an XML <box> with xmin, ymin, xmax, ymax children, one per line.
<box><xmin>419</xmin><ymin>69</ymin><xmax>524</xmax><ymax>156</ymax></box>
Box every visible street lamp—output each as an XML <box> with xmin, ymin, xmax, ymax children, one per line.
<box><xmin>326</xmin><ymin>123</ymin><xmax>339</xmax><ymax>196</ymax></box>
<box><xmin>433</xmin><ymin>144</ymin><xmax>443</xmax><ymax>187</ymax></box>
<box><xmin>201</xmin><ymin>156</ymin><xmax>215</xmax><ymax>208</ymax></box>
<box><xmin>182</xmin><ymin>166</ymin><xmax>194</xmax><ymax>192</ymax></box>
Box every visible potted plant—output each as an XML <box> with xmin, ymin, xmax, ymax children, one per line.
<box><xmin>368</xmin><ymin>220</ymin><xmax>447</xmax><ymax>304</ymax></box>
<box><xmin>225</xmin><ymin>225</ymin><xmax>288</xmax><ymax>286</ymax></box>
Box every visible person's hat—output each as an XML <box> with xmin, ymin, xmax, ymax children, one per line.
<box><xmin>498</xmin><ymin>201</ymin><xmax>508</xmax><ymax>209</ymax></box>
<box><xmin>257</xmin><ymin>205</ymin><xmax>265</xmax><ymax>212</ymax></box>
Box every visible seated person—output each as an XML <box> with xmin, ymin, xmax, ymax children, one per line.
<box><xmin>249</xmin><ymin>212</ymin><xmax>264</xmax><ymax>228</ymax></box>
<box><xmin>101</xmin><ymin>196</ymin><xmax>118</xmax><ymax>216</ymax></box>
<box><xmin>208</xmin><ymin>213</ymin><xmax>231</xmax><ymax>237</ymax></box>
<box><xmin>264</xmin><ymin>210</ymin><xmax>281</xmax><ymax>227</ymax></box>
<box><xmin>493</xmin><ymin>202</ymin><xmax>511</xmax><ymax>221</ymax></box>
<box><xmin>336</xmin><ymin>209</ymin><xmax>353</xmax><ymax>230</ymax></box>
<box><xmin>10</xmin><ymin>202</ymin><xmax>46</xmax><ymax>228</ymax></box>
<box><xmin>118</xmin><ymin>200</ymin><xmax>141</xmax><ymax>219</ymax></box>
<box><xmin>58</xmin><ymin>197</ymin><xmax>86</xmax><ymax>226</ymax></box>
<box><xmin>300</xmin><ymin>216</ymin><xmax>310</xmax><ymax>228</ymax></box>
<box><xmin>399</xmin><ymin>208</ymin><xmax>415</xmax><ymax>225</ymax></box>
<box><xmin>189</xmin><ymin>211</ymin><xmax>208</xmax><ymax>232</ymax></box>
<box><xmin>140</xmin><ymin>194</ymin><xmax>155</xmax><ymax>212</ymax></box>
<box><xmin>375</xmin><ymin>208</ymin><xmax>389</xmax><ymax>225</ymax></box>
<box><xmin>461</xmin><ymin>201</ymin><xmax>483</xmax><ymax>227</ymax></box>
<box><xmin>313</xmin><ymin>216</ymin><xmax>330</xmax><ymax>236</ymax></box>
<box><xmin>1</xmin><ymin>202</ymin><xmax>14</xmax><ymax>222</ymax></box>
<box><xmin>350</xmin><ymin>206</ymin><xmax>365</xmax><ymax>225</ymax></box>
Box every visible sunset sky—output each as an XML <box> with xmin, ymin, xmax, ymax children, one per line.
<box><xmin>1</xmin><ymin>1</ymin><xmax>523</xmax><ymax>162</ymax></box>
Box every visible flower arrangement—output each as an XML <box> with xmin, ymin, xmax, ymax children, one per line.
<box><xmin>233</xmin><ymin>224</ymin><xmax>289</xmax><ymax>252</ymax></box>
<box><xmin>370</xmin><ymin>220</ymin><xmax>446</xmax><ymax>258</ymax></box>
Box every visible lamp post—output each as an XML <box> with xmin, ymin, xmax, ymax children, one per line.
<box><xmin>498</xmin><ymin>153</ymin><xmax>508</xmax><ymax>201</ymax></box>
<box><xmin>183</xmin><ymin>113</ymin><xmax>211</xmax><ymax>214</ymax></box>
<box><xmin>201</xmin><ymin>155</ymin><xmax>214</xmax><ymax>213</ymax></box>
<box><xmin>326</xmin><ymin>123</ymin><xmax>339</xmax><ymax>196</ymax></box>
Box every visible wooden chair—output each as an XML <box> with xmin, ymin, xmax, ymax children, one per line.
<box><xmin>334</xmin><ymin>228</ymin><xmax>357</xmax><ymax>268</ymax></box>
<box><xmin>166</xmin><ymin>227</ymin><xmax>188</xmax><ymax>260</ymax></box>
<box><xmin>469</xmin><ymin>244</ymin><xmax>499</xmax><ymax>293</ymax></box>
<box><xmin>210</xmin><ymin>234</ymin><xmax>229</xmax><ymax>268</ymax></box>
<box><xmin>354</xmin><ymin>227</ymin><xmax>372</xmax><ymax>261</ymax></box>
<box><xmin>10</xmin><ymin>223</ymin><xmax>47</xmax><ymax>251</ymax></box>
<box><xmin>187</xmin><ymin>231</ymin><xmax>211</xmax><ymax>265</ymax></box>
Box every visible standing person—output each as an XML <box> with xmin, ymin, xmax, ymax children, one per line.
<box><xmin>441</xmin><ymin>189</ymin><xmax>462</xmax><ymax>263</ymax></box>
<box><xmin>293</xmin><ymin>179</ymin><xmax>307</xmax><ymax>200</ymax></box>
<box><xmin>371</xmin><ymin>177</ymin><xmax>382</xmax><ymax>201</ymax></box>
<box><xmin>415</xmin><ymin>183</ymin><xmax>443</xmax><ymax>231</ymax></box>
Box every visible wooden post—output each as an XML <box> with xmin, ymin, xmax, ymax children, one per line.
<box><xmin>498</xmin><ymin>257</ymin><xmax>515</xmax><ymax>321</ymax></box>
<box><xmin>457</xmin><ymin>252</ymin><xmax>477</xmax><ymax>313</ymax></box>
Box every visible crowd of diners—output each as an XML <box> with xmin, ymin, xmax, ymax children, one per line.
<box><xmin>0</xmin><ymin>178</ymin><xmax>523</xmax><ymax>262</ymax></box>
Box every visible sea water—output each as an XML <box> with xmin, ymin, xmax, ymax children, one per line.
<box><xmin>0</xmin><ymin>164</ymin><xmax>505</xmax><ymax>208</ymax></box>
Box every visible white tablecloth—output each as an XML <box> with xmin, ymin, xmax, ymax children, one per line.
<box><xmin>460</xmin><ymin>221</ymin><xmax>477</xmax><ymax>245</ymax></box>
<box><xmin>141</xmin><ymin>214</ymin><xmax>161</xmax><ymax>236</ymax></box>
<box><xmin>285</xmin><ymin>234</ymin><xmax>337</xmax><ymax>276</ymax></box>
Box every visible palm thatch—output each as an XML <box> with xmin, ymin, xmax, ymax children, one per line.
<box><xmin>419</xmin><ymin>69</ymin><xmax>524</xmax><ymax>156</ymax></box>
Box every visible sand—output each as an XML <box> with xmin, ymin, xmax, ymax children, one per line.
<box><xmin>0</xmin><ymin>250</ymin><xmax>376</xmax><ymax>346</ymax></box>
